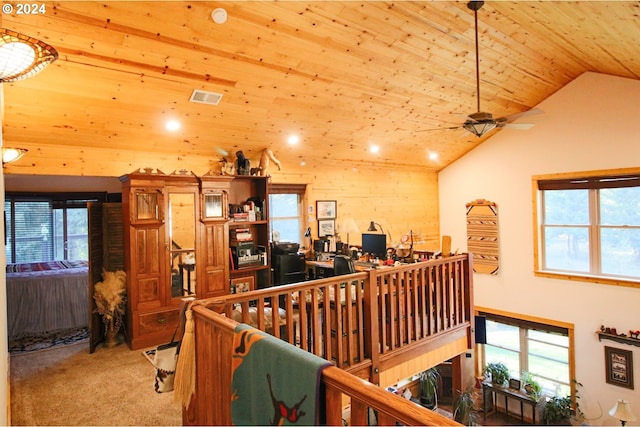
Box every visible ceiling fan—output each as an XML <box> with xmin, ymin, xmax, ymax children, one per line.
<box><xmin>420</xmin><ymin>1</ymin><xmax>541</xmax><ymax>136</ymax></box>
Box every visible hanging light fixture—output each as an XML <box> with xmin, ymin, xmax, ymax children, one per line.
<box><xmin>0</xmin><ymin>29</ymin><xmax>58</xmax><ymax>82</ymax></box>
<box><xmin>2</xmin><ymin>147</ymin><xmax>28</xmax><ymax>165</ymax></box>
<box><xmin>463</xmin><ymin>1</ymin><xmax>497</xmax><ymax>137</ymax></box>
<box><xmin>463</xmin><ymin>112</ymin><xmax>497</xmax><ymax>137</ymax></box>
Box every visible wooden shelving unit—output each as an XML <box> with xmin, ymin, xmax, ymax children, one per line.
<box><xmin>597</xmin><ymin>331</ymin><xmax>640</xmax><ymax>348</ymax></box>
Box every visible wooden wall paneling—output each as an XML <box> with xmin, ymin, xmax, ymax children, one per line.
<box><xmin>4</xmin><ymin>2</ymin><xmax>640</xmax><ymax>176</ymax></box>
<box><xmin>299</xmin><ymin>164</ymin><xmax>440</xmax><ymax>249</ymax></box>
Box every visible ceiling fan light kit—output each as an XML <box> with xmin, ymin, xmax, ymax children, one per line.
<box><xmin>0</xmin><ymin>28</ymin><xmax>58</xmax><ymax>82</ymax></box>
<box><xmin>463</xmin><ymin>120</ymin><xmax>496</xmax><ymax>137</ymax></box>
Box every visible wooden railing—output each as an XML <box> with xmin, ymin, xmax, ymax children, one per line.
<box><xmin>183</xmin><ymin>254</ymin><xmax>473</xmax><ymax>425</ymax></box>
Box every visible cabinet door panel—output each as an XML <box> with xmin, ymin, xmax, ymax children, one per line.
<box><xmin>133</xmin><ymin>226</ymin><xmax>163</xmax><ymax>310</ymax></box>
<box><xmin>135</xmin><ymin>228</ymin><xmax>161</xmax><ymax>274</ymax></box>
<box><xmin>203</xmin><ymin>269</ymin><xmax>228</xmax><ymax>296</ymax></box>
<box><xmin>203</xmin><ymin>223</ymin><xmax>228</xmax><ymax>265</ymax></box>
<box><xmin>138</xmin><ymin>277</ymin><xmax>160</xmax><ymax>304</ymax></box>
<box><xmin>200</xmin><ymin>222</ymin><xmax>229</xmax><ymax>298</ymax></box>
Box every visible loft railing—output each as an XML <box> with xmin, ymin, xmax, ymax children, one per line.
<box><xmin>183</xmin><ymin>253</ymin><xmax>473</xmax><ymax>425</ymax></box>
<box><xmin>183</xmin><ymin>304</ymin><xmax>463</xmax><ymax>426</ymax></box>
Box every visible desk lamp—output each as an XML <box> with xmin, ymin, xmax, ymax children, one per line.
<box><xmin>368</xmin><ymin>221</ymin><xmax>392</xmax><ymax>245</ymax></box>
<box><xmin>610</xmin><ymin>399</ymin><xmax>637</xmax><ymax>426</ymax></box>
<box><xmin>367</xmin><ymin>221</ymin><xmax>383</xmax><ymax>233</ymax></box>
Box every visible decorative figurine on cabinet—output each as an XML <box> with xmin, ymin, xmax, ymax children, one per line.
<box><xmin>258</xmin><ymin>148</ymin><xmax>282</xmax><ymax>176</ymax></box>
<box><xmin>217</xmin><ymin>157</ymin><xmax>235</xmax><ymax>176</ymax></box>
<box><xmin>235</xmin><ymin>151</ymin><xmax>251</xmax><ymax>175</ymax></box>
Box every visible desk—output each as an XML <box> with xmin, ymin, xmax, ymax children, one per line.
<box><xmin>306</xmin><ymin>260</ymin><xmax>335</xmax><ymax>279</ymax></box>
<box><xmin>482</xmin><ymin>381</ymin><xmax>540</xmax><ymax>425</ymax></box>
<box><xmin>305</xmin><ymin>259</ymin><xmax>377</xmax><ymax>279</ymax></box>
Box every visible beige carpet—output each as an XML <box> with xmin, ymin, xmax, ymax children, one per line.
<box><xmin>9</xmin><ymin>339</ymin><xmax>183</xmax><ymax>426</ymax></box>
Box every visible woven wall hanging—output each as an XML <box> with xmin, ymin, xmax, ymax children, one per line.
<box><xmin>466</xmin><ymin>199</ymin><xmax>499</xmax><ymax>275</ymax></box>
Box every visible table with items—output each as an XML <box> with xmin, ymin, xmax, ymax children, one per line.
<box><xmin>482</xmin><ymin>381</ymin><xmax>541</xmax><ymax>425</ymax></box>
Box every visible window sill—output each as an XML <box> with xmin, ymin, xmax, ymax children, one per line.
<box><xmin>534</xmin><ymin>270</ymin><xmax>640</xmax><ymax>289</ymax></box>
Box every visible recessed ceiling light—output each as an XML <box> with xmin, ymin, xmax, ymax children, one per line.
<box><xmin>212</xmin><ymin>8</ymin><xmax>227</xmax><ymax>24</ymax></box>
<box><xmin>288</xmin><ymin>135</ymin><xmax>300</xmax><ymax>145</ymax></box>
<box><xmin>165</xmin><ymin>120</ymin><xmax>180</xmax><ymax>131</ymax></box>
<box><xmin>428</xmin><ymin>152</ymin><xmax>439</xmax><ymax>161</ymax></box>
<box><xmin>370</xmin><ymin>145</ymin><xmax>380</xmax><ymax>154</ymax></box>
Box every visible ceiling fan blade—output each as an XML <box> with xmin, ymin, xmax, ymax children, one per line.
<box><xmin>497</xmin><ymin>108</ymin><xmax>544</xmax><ymax>123</ymax></box>
<box><xmin>415</xmin><ymin>125</ymin><xmax>462</xmax><ymax>132</ymax></box>
<box><xmin>501</xmin><ymin>123</ymin><xmax>535</xmax><ymax>130</ymax></box>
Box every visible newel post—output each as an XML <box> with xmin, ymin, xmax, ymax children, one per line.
<box><xmin>464</xmin><ymin>253</ymin><xmax>475</xmax><ymax>349</ymax></box>
<box><xmin>363</xmin><ymin>271</ymin><xmax>380</xmax><ymax>385</ymax></box>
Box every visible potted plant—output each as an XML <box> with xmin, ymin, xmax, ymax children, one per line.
<box><xmin>453</xmin><ymin>386</ymin><xmax>476</xmax><ymax>426</ymax></box>
<box><xmin>483</xmin><ymin>361</ymin><xmax>510</xmax><ymax>386</ymax></box>
<box><xmin>521</xmin><ymin>371</ymin><xmax>542</xmax><ymax>399</ymax></box>
<box><xmin>541</xmin><ymin>395</ymin><xmax>572</xmax><ymax>425</ymax></box>
<box><xmin>93</xmin><ymin>270</ymin><xmax>127</xmax><ymax>347</ymax></box>
<box><xmin>419</xmin><ymin>367</ymin><xmax>440</xmax><ymax>410</ymax></box>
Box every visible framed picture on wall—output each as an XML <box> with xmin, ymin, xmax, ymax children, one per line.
<box><xmin>231</xmin><ymin>275</ymin><xmax>254</xmax><ymax>293</ymax></box>
<box><xmin>605</xmin><ymin>346</ymin><xmax>634</xmax><ymax>389</ymax></box>
<box><xmin>316</xmin><ymin>200</ymin><xmax>336</xmax><ymax>219</ymax></box>
<box><xmin>318</xmin><ymin>219</ymin><xmax>335</xmax><ymax>237</ymax></box>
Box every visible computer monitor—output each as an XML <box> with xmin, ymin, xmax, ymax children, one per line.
<box><xmin>361</xmin><ymin>233</ymin><xmax>387</xmax><ymax>259</ymax></box>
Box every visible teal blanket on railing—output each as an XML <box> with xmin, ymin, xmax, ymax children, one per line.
<box><xmin>231</xmin><ymin>323</ymin><xmax>332</xmax><ymax>425</ymax></box>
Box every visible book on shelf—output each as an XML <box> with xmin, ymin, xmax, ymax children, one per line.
<box><xmin>232</xmin><ymin>212</ymin><xmax>249</xmax><ymax>221</ymax></box>
<box><xmin>230</xmin><ymin>228</ymin><xmax>253</xmax><ymax>241</ymax></box>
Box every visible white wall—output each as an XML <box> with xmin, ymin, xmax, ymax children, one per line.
<box><xmin>439</xmin><ymin>72</ymin><xmax>640</xmax><ymax>425</ymax></box>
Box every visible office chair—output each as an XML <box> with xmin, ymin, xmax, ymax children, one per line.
<box><xmin>334</xmin><ymin>255</ymin><xmax>356</xmax><ymax>275</ymax></box>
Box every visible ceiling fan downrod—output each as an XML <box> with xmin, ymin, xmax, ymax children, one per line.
<box><xmin>463</xmin><ymin>1</ymin><xmax>497</xmax><ymax>137</ymax></box>
<box><xmin>468</xmin><ymin>1</ymin><xmax>484</xmax><ymax>114</ymax></box>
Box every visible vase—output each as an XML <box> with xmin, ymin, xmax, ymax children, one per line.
<box><xmin>104</xmin><ymin>317</ymin><xmax>119</xmax><ymax>348</ymax></box>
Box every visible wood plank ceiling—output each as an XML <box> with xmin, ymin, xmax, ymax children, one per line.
<box><xmin>2</xmin><ymin>1</ymin><xmax>640</xmax><ymax>172</ymax></box>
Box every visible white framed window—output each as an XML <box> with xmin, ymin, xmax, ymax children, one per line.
<box><xmin>534</xmin><ymin>169</ymin><xmax>640</xmax><ymax>285</ymax></box>
<box><xmin>480</xmin><ymin>311</ymin><xmax>573</xmax><ymax>398</ymax></box>
<box><xmin>268</xmin><ymin>183</ymin><xmax>306</xmax><ymax>244</ymax></box>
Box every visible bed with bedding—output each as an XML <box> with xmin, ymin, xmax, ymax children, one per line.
<box><xmin>6</xmin><ymin>260</ymin><xmax>89</xmax><ymax>339</ymax></box>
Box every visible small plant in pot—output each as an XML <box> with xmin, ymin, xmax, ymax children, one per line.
<box><xmin>453</xmin><ymin>386</ymin><xmax>476</xmax><ymax>426</ymax></box>
<box><xmin>541</xmin><ymin>395</ymin><xmax>572</xmax><ymax>425</ymax></box>
<box><xmin>419</xmin><ymin>367</ymin><xmax>440</xmax><ymax>410</ymax></box>
<box><xmin>521</xmin><ymin>371</ymin><xmax>542</xmax><ymax>399</ymax></box>
<box><xmin>483</xmin><ymin>361</ymin><xmax>510</xmax><ymax>386</ymax></box>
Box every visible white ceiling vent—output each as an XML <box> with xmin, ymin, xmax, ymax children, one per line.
<box><xmin>189</xmin><ymin>89</ymin><xmax>223</xmax><ymax>106</ymax></box>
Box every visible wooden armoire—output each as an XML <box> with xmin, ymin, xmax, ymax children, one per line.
<box><xmin>120</xmin><ymin>169</ymin><xmax>270</xmax><ymax>350</ymax></box>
